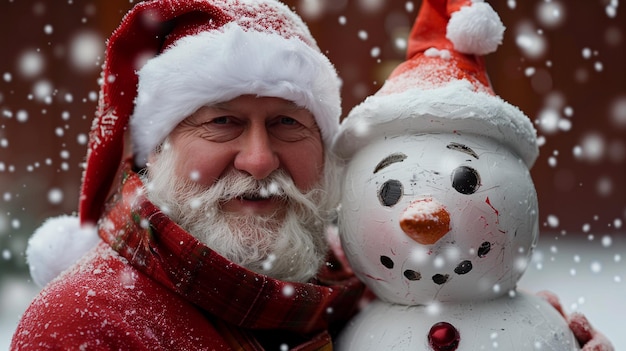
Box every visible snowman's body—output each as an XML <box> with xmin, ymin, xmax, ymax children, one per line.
<box><xmin>337</xmin><ymin>293</ymin><xmax>578</xmax><ymax>350</ymax></box>
<box><xmin>335</xmin><ymin>133</ymin><xmax>579</xmax><ymax>350</ymax></box>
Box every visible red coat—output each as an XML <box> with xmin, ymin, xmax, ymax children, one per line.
<box><xmin>11</xmin><ymin>166</ymin><xmax>364</xmax><ymax>350</ymax></box>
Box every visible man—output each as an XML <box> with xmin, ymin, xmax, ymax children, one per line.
<box><xmin>11</xmin><ymin>0</ymin><xmax>363</xmax><ymax>349</ymax></box>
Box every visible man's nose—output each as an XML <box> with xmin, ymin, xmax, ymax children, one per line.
<box><xmin>399</xmin><ymin>198</ymin><xmax>451</xmax><ymax>245</ymax></box>
<box><xmin>233</xmin><ymin>125</ymin><xmax>280</xmax><ymax>180</ymax></box>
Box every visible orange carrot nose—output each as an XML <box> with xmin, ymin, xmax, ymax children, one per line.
<box><xmin>399</xmin><ymin>198</ymin><xmax>451</xmax><ymax>245</ymax></box>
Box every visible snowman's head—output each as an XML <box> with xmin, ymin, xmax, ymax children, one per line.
<box><xmin>338</xmin><ymin>132</ymin><xmax>538</xmax><ymax>305</ymax></box>
<box><xmin>332</xmin><ymin>0</ymin><xmax>539</xmax><ymax>307</ymax></box>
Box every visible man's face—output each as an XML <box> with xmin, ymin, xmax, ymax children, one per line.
<box><xmin>165</xmin><ymin>94</ymin><xmax>325</xmax><ymax>218</ymax></box>
<box><xmin>143</xmin><ymin>95</ymin><xmax>333</xmax><ymax>282</ymax></box>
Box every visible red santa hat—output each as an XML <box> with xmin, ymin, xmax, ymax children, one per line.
<box><xmin>79</xmin><ymin>0</ymin><xmax>342</xmax><ymax>225</ymax></box>
<box><xmin>333</xmin><ymin>0</ymin><xmax>538</xmax><ymax>167</ymax></box>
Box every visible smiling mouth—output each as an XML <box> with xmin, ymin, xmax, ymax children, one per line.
<box><xmin>239</xmin><ymin>194</ymin><xmax>271</xmax><ymax>202</ymax></box>
<box><xmin>230</xmin><ymin>182</ymin><xmax>286</xmax><ymax>202</ymax></box>
<box><xmin>224</xmin><ymin>190</ymin><xmax>269</xmax><ymax>202</ymax></box>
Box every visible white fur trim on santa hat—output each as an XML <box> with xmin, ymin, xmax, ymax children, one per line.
<box><xmin>333</xmin><ymin>80</ymin><xmax>538</xmax><ymax>167</ymax></box>
<box><xmin>131</xmin><ymin>22</ymin><xmax>342</xmax><ymax>166</ymax></box>
<box><xmin>26</xmin><ymin>215</ymin><xmax>100</xmax><ymax>287</ymax></box>
<box><xmin>446</xmin><ymin>0</ymin><xmax>505</xmax><ymax>55</ymax></box>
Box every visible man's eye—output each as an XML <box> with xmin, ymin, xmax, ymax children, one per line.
<box><xmin>280</xmin><ymin>116</ymin><xmax>298</xmax><ymax>126</ymax></box>
<box><xmin>210</xmin><ymin>116</ymin><xmax>230</xmax><ymax>124</ymax></box>
<box><xmin>198</xmin><ymin>116</ymin><xmax>243</xmax><ymax>142</ymax></box>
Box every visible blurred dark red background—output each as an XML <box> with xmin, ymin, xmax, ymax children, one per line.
<box><xmin>0</xmin><ymin>0</ymin><xmax>624</xmax><ymax>271</ymax></box>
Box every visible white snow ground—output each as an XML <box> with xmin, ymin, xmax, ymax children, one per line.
<box><xmin>519</xmin><ymin>233</ymin><xmax>625</xmax><ymax>350</ymax></box>
<box><xmin>0</xmin><ymin>275</ymin><xmax>39</xmax><ymax>350</ymax></box>
<box><xmin>1</xmin><ymin>234</ymin><xmax>624</xmax><ymax>350</ymax></box>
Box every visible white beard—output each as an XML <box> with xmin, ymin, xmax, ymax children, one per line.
<box><xmin>142</xmin><ymin>142</ymin><xmax>338</xmax><ymax>283</ymax></box>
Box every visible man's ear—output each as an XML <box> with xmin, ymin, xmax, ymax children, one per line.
<box><xmin>146</xmin><ymin>146</ymin><xmax>159</xmax><ymax>166</ymax></box>
<box><xmin>147</xmin><ymin>139</ymin><xmax>169</xmax><ymax>166</ymax></box>
<box><xmin>147</xmin><ymin>152</ymin><xmax>157</xmax><ymax>166</ymax></box>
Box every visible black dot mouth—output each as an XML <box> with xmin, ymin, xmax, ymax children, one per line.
<box><xmin>380</xmin><ymin>255</ymin><xmax>394</xmax><ymax>269</ymax></box>
<box><xmin>478</xmin><ymin>241</ymin><xmax>491</xmax><ymax>257</ymax></box>
<box><xmin>432</xmin><ymin>274</ymin><xmax>449</xmax><ymax>285</ymax></box>
<box><xmin>380</xmin><ymin>255</ymin><xmax>475</xmax><ymax>286</ymax></box>
<box><xmin>403</xmin><ymin>269</ymin><xmax>421</xmax><ymax>281</ymax></box>
<box><xmin>453</xmin><ymin>260</ymin><xmax>473</xmax><ymax>275</ymax></box>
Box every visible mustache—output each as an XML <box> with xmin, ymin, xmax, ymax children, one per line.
<box><xmin>170</xmin><ymin>169</ymin><xmax>319</xmax><ymax>215</ymax></box>
<box><xmin>206</xmin><ymin>170</ymin><xmax>323</xmax><ymax>219</ymax></box>
<box><xmin>145</xmin><ymin>142</ymin><xmax>326</xmax><ymax>219</ymax></box>
<box><xmin>218</xmin><ymin>171</ymin><xmax>291</xmax><ymax>201</ymax></box>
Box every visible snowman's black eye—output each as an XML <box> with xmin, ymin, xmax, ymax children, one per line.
<box><xmin>451</xmin><ymin>166</ymin><xmax>480</xmax><ymax>195</ymax></box>
<box><xmin>379</xmin><ymin>179</ymin><xmax>403</xmax><ymax>207</ymax></box>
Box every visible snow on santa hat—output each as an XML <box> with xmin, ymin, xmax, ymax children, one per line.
<box><xmin>333</xmin><ymin>0</ymin><xmax>538</xmax><ymax>167</ymax></box>
<box><xmin>79</xmin><ymin>0</ymin><xmax>342</xmax><ymax>225</ymax></box>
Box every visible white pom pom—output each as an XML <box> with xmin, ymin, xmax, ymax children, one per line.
<box><xmin>446</xmin><ymin>1</ymin><xmax>505</xmax><ymax>55</ymax></box>
<box><xmin>26</xmin><ymin>215</ymin><xmax>100</xmax><ymax>287</ymax></box>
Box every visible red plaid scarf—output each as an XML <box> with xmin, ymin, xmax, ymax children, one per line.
<box><xmin>98</xmin><ymin>160</ymin><xmax>364</xmax><ymax>350</ymax></box>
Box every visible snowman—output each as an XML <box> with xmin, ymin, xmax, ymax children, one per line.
<box><xmin>332</xmin><ymin>0</ymin><xmax>579</xmax><ymax>350</ymax></box>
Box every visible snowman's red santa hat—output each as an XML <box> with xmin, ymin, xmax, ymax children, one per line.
<box><xmin>333</xmin><ymin>0</ymin><xmax>538</xmax><ymax>167</ymax></box>
<box><xmin>79</xmin><ymin>0</ymin><xmax>342</xmax><ymax>225</ymax></box>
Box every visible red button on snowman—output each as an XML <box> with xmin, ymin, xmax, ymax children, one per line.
<box><xmin>333</xmin><ymin>0</ymin><xmax>579</xmax><ymax>350</ymax></box>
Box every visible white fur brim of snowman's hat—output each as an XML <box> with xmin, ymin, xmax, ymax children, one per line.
<box><xmin>333</xmin><ymin>79</ymin><xmax>538</xmax><ymax>167</ymax></box>
<box><xmin>79</xmin><ymin>0</ymin><xmax>341</xmax><ymax>225</ymax></box>
<box><xmin>333</xmin><ymin>0</ymin><xmax>538</xmax><ymax>167</ymax></box>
